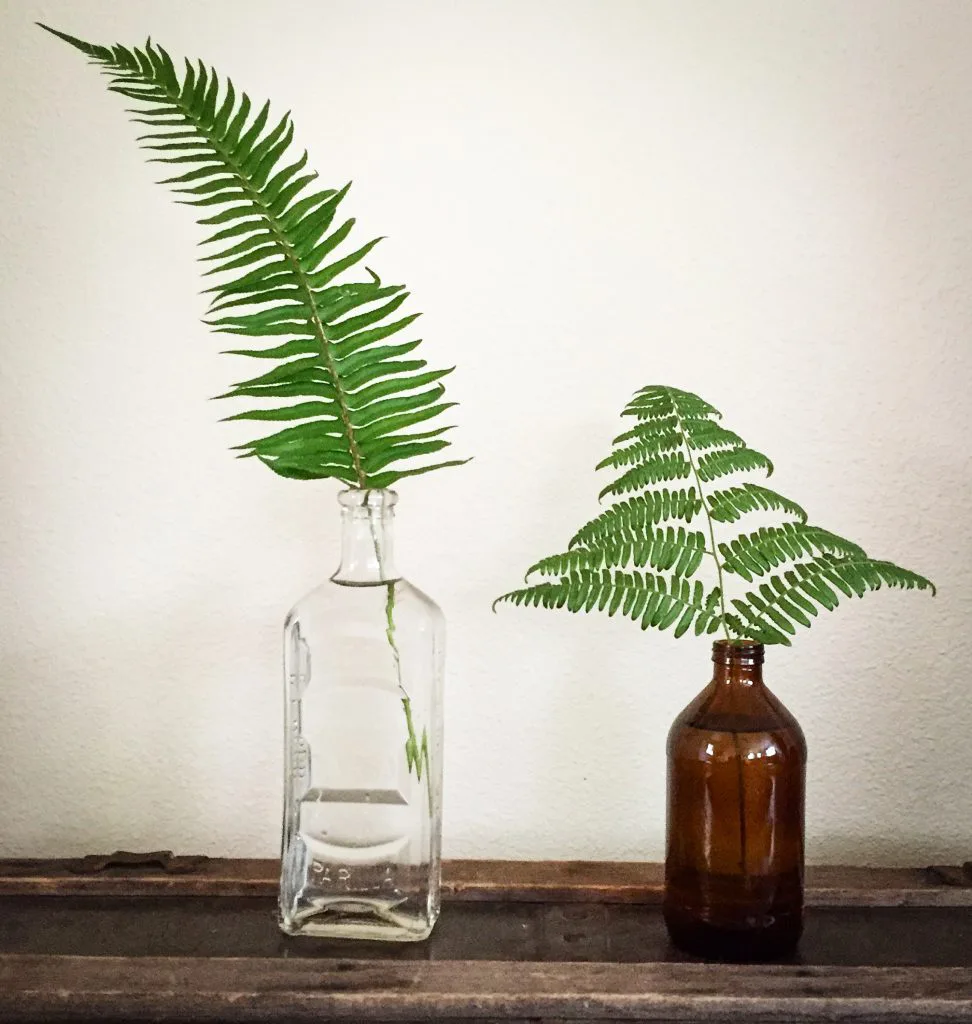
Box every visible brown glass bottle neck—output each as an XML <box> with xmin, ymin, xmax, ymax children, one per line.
<box><xmin>711</xmin><ymin>661</ymin><xmax>764</xmax><ymax>687</ymax></box>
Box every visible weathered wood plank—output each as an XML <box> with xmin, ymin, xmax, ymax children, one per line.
<box><xmin>0</xmin><ymin>856</ymin><xmax>276</xmax><ymax>897</ymax></box>
<box><xmin>1</xmin><ymin>954</ymin><xmax>971</xmax><ymax>1022</ymax></box>
<box><xmin>1</xmin><ymin>858</ymin><xmax>970</xmax><ymax>906</ymax></box>
<box><xmin>445</xmin><ymin>860</ymin><xmax>972</xmax><ymax>907</ymax></box>
<box><xmin>2</xmin><ymin>896</ymin><xmax>969</xmax><ymax>966</ymax></box>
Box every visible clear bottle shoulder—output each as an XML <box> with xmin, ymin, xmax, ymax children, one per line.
<box><xmin>285</xmin><ymin>576</ymin><xmax>443</xmax><ymax>627</ymax></box>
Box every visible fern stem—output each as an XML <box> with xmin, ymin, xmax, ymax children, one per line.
<box><xmin>297</xmin><ymin>291</ymin><xmax>367</xmax><ymax>487</ymax></box>
<box><xmin>671</xmin><ymin>400</ymin><xmax>731</xmax><ymax>640</ymax></box>
<box><xmin>149</xmin><ymin>70</ymin><xmax>368</xmax><ymax>487</ymax></box>
<box><xmin>366</xmin><ymin>497</ymin><xmax>428</xmax><ymax>782</ymax></box>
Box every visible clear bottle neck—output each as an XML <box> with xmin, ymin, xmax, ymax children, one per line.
<box><xmin>331</xmin><ymin>489</ymin><xmax>399</xmax><ymax>585</ymax></box>
<box><xmin>711</xmin><ymin>639</ymin><xmax>765</xmax><ymax>687</ymax></box>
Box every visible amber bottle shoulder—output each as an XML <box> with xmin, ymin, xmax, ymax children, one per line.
<box><xmin>668</xmin><ymin>677</ymin><xmax>806</xmax><ymax>754</ymax></box>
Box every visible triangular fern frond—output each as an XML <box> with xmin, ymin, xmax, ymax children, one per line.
<box><xmin>496</xmin><ymin>384</ymin><xmax>935</xmax><ymax>645</ymax></box>
<box><xmin>40</xmin><ymin>23</ymin><xmax>466</xmax><ymax>488</ymax></box>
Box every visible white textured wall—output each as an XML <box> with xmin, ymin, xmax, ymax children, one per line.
<box><xmin>1</xmin><ymin>0</ymin><xmax>970</xmax><ymax>866</ymax></box>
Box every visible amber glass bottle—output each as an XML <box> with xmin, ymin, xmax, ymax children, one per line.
<box><xmin>664</xmin><ymin>639</ymin><xmax>806</xmax><ymax>961</ymax></box>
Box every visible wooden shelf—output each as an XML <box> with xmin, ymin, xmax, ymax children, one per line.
<box><xmin>1</xmin><ymin>856</ymin><xmax>970</xmax><ymax>1021</ymax></box>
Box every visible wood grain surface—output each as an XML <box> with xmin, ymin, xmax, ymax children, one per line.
<box><xmin>0</xmin><ymin>858</ymin><xmax>970</xmax><ymax>1022</ymax></box>
<box><xmin>1</xmin><ymin>856</ymin><xmax>970</xmax><ymax>904</ymax></box>
<box><xmin>3</xmin><ymin>954</ymin><xmax>972</xmax><ymax>1022</ymax></box>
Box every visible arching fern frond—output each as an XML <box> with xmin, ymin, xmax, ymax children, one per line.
<box><xmin>41</xmin><ymin>24</ymin><xmax>466</xmax><ymax>489</ymax></box>
<box><xmin>496</xmin><ymin>385</ymin><xmax>934</xmax><ymax>645</ymax></box>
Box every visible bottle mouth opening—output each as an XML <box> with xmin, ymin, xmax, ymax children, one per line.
<box><xmin>338</xmin><ymin>488</ymin><xmax>399</xmax><ymax>513</ymax></box>
<box><xmin>712</xmin><ymin>638</ymin><xmax>765</xmax><ymax>665</ymax></box>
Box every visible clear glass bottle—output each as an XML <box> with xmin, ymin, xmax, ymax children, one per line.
<box><xmin>664</xmin><ymin>639</ymin><xmax>806</xmax><ymax>961</ymax></box>
<box><xmin>278</xmin><ymin>488</ymin><xmax>444</xmax><ymax>941</ymax></box>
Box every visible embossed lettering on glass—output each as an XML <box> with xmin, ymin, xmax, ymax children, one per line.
<box><xmin>279</xmin><ymin>489</ymin><xmax>444</xmax><ymax>941</ymax></box>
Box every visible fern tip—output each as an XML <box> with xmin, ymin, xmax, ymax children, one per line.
<box><xmin>36</xmin><ymin>22</ymin><xmax>108</xmax><ymax>59</ymax></box>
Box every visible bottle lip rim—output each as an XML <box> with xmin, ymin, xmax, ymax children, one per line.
<box><xmin>337</xmin><ymin>487</ymin><xmax>399</xmax><ymax>510</ymax></box>
<box><xmin>711</xmin><ymin>638</ymin><xmax>765</xmax><ymax>664</ymax></box>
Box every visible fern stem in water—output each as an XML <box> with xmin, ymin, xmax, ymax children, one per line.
<box><xmin>367</xmin><ymin>502</ymin><xmax>429</xmax><ymax>782</ymax></box>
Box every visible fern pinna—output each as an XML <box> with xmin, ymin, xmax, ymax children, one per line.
<box><xmin>41</xmin><ymin>24</ymin><xmax>464</xmax><ymax>488</ymax></box>
<box><xmin>496</xmin><ymin>385</ymin><xmax>934</xmax><ymax>645</ymax></box>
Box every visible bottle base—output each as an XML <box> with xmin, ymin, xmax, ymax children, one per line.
<box><xmin>279</xmin><ymin>896</ymin><xmax>436</xmax><ymax>943</ymax></box>
<box><xmin>664</xmin><ymin>908</ymin><xmax>802</xmax><ymax>962</ymax></box>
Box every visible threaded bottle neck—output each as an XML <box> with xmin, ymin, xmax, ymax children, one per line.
<box><xmin>711</xmin><ymin>639</ymin><xmax>765</xmax><ymax>685</ymax></box>
<box><xmin>332</xmin><ymin>488</ymin><xmax>399</xmax><ymax>584</ymax></box>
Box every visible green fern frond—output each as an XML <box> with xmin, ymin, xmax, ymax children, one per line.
<box><xmin>599</xmin><ymin>453</ymin><xmax>692</xmax><ymax>499</ymax></box>
<box><xmin>718</xmin><ymin>524</ymin><xmax>866</xmax><ymax>582</ymax></box>
<box><xmin>612</xmin><ymin>414</ymin><xmax>680</xmax><ymax>446</ymax></box>
<box><xmin>597</xmin><ymin>431</ymin><xmax>684</xmax><ymax>468</ymax></box>
<box><xmin>685</xmin><ymin>421</ymin><xmax>746</xmax><ymax>453</ymax></box>
<box><xmin>728</xmin><ymin>557</ymin><xmax>936</xmax><ymax>646</ymax></box>
<box><xmin>568</xmin><ymin>490</ymin><xmax>703</xmax><ymax>549</ymax></box>
<box><xmin>707</xmin><ymin>483</ymin><xmax>808</xmax><ymax>524</ymax></box>
<box><xmin>623</xmin><ymin>386</ymin><xmax>721</xmax><ymax>422</ymax></box>
<box><xmin>496</xmin><ymin>570</ymin><xmax>723</xmax><ymax>637</ymax></box>
<box><xmin>41</xmin><ymin>23</ymin><xmax>466</xmax><ymax>488</ymax></box>
<box><xmin>496</xmin><ymin>384</ymin><xmax>934</xmax><ymax>644</ymax></box>
<box><xmin>527</xmin><ymin>525</ymin><xmax>706</xmax><ymax>580</ymax></box>
<box><xmin>696</xmin><ymin>447</ymin><xmax>774</xmax><ymax>482</ymax></box>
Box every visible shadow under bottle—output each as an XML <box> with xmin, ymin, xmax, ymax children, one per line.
<box><xmin>664</xmin><ymin>639</ymin><xmax>806</xmax><ymax>961</ymax></box>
